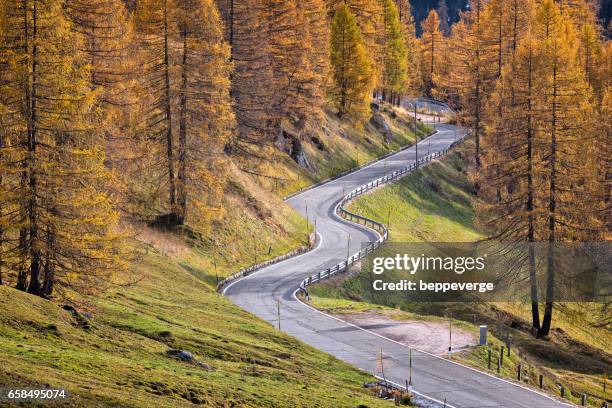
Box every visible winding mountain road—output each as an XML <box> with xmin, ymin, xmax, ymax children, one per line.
<box><xmin>224</xmin><ymin>124</ymin><xmax>570</xmax><ymax>408</ymax></box>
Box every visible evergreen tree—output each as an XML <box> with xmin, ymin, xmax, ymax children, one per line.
<box><xmin>330</xmin><ymin>4</ymin><xmax>374</xmax><ymax>122</ymax></box>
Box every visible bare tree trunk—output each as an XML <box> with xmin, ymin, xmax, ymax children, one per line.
<box><xmin>163</xmin><ymin>0</ymin><xmax>177</xmax><ymax>217</ymax></box>
<box><xmin>42</xmin><ymin>226</ymin><xmax>54</xmax><ymax>298</ymax></box>
<box><xmin>539</xmin><ymin>48</ymin><xmax>559</xmax><ymax>339</ymax></box>
<box><xmin>526</xmin><ymin>49</ymin><xmax>540</xmax><ymax>332</ymax></box>
<box><xmin>26</xmin><ymin>0</ymin><xmax>41</xmax><ymax>296</ymax></box>
<box><xmin>177</xmin><ymin>21</ymin><xmax>188</xmax><ymax>224</ymax></box>
<box><xmin>16</xmin><ymin>0</ymin><xmax>30</xmax><ymax>292</ymax></box>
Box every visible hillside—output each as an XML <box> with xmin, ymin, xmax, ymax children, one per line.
<box><xmin>307</xmin><ymin>140</ymin><xmax>612</xmax><ymax>407</ymax></box>
<box><xmin>0</xmin><ymin>108</ymin><xmax>428</xmax><ymax>407</ymax></box>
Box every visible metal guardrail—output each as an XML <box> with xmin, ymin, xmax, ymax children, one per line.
<box><xmin>284</xmin><ymin>129</ymin><xmax>438</xmax><ymax>201</ymax></box>
<box><xmin>299</xmin><ymin>131</ymin><xmax>471</xmax><ymax>292</ymax></box>
<box><xmin>217</xmin><ymin>242</ymin><xmax>312</xmax><ymax>292</ymax></box>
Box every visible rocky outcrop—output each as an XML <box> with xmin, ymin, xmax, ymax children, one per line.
<box><xmin>369</xmin><ymin>112</ymin><xmax>393</xmax><ymax>144</ymax></box>
<box><xmin>274</xmin><ymin>128</ymin><xmax>313</xmax><ymax>170</ymax></box>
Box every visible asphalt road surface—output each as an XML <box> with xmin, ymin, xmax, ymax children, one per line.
<box><xmin>225</xmin><ymin>124</ymin><xmax>571</xmax><ymax>408</ymax></box>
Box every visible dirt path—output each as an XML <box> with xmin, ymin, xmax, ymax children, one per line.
<box><xmin>336</xmin><ymin>311</ymin><xmax>477</xmax><ymax>356</ymax></box>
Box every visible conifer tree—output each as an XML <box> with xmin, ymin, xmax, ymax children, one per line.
<box><xmin>302</xmin><ymin>0</ymin><xmax>330</xmax><ymax>120</ymax></box>
<box><xmin>381</xmin><ymin>0</ymin><xmax>408</xmax><ymax>104</ymax></box>
<box><xmin>479</xmin><ymin>36</ymin><xmax>548</xmax><ymax>332</ymax></box>
<box><xmin>395</xmin><ymin>0</ymin><xmax>420</xmax><ymax>96</ymax></box>
<box><xmin>327</xmin><ymin>0</ymin><xmax>384</xmax><ymax>93</ymax></box>
<box><xmin>419</xmin><ymin>9</ymin><xmax>443</xmax><ymax>97</ymax></box>
<box><xmin>479</xmin><ymin>0</ymin><xmax>597</xmax><ymax>336</ymax></box>
<box><xmin>330</xmin><ymin>4</ymin><xmax>374</xmax><ymax>121</ymax></box>
<box><xmin>215</xmin><ymin>0</ymin><xmax>274</xmax><ymax>157</ymax></box>
<box><xmin>438</xmin><ymin>1</ymin><xmax>487</xmax><ymax>173</ymax></box>
<box><xmin>135</xmin><ymin>0</ymin><xmax>233</xmax><ymax>225</ymax></box>
<box><xmin>534</xmin><ymin>0</ymin><xmax>594</xmax><ymax>337</ymax></box>
<box><xmin>174</xmin><ymin>0</ymin><xmax>233</xmax><ymax>224</ymax></box>
<box><xmin>0</xmin><ymin>0</ymin><xmax>129</xmax><ymax>298</ymax></box>
<box><xmin>134</xmin><ymin>0</ymin><xmax>179</xmax><ymax>220</ymax></box>
<box><xmin>263</xmin><ymin>0</ymin><xmax>316</xmax><ymax>132</ymax></box>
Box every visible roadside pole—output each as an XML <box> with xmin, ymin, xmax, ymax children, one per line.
<box><xmin>409</xmin><ymin>348</ymin><xmax>413</xmax><ymax>387</ymax></box>
<box><xmin>448</xmin><ymin>312</ymin><xmax>452</xmax><ymax>359</ymax></box>
<box><xmin>414</xmin><ymin>103</ymin><xmax>418</xmax><ymax>168</ymax></box>
<box><xmin>346</xmin><ymin>234</ymin><xmax>351</xmax><ymax>261</ymax></box>
<box><xmin>277</xmin><ymin>300</ymin><xmax>281</xmax><ymax>330</ymax></box>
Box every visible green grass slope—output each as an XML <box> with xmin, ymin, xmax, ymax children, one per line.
<box><xmin>308</xmin><ymin>140</ymin><xmax>611</xmax><ymax>407</ymax></box>
<box><xmin>0</xmin><ymin>106</ymin><xmax>432</xmax><ymax>407</ymax></box>
<box><xmin>0</xmin><ymin>249</ymin><xmax>392</xmax><ymax>407</ymax></box>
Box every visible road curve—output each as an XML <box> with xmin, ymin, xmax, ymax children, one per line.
<box><xmin>225</xmin><ymin>124</ymin><xmax>570</xmax><ymax>408</ymax></box>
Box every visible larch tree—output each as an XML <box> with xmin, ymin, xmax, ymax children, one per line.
<box><xmin>381</xmin><ymin>0</ymin><xmax>408</xmax><ymax>105</ymax></box>
<box><xmin>394</xmin><ymin>0</ymin><xmax>420</xmax><ymax>96</ymax></box>
<box><xmin>135</xmin><ymin>0</ymin><xmax>233</xmax><ymax>225</ymax></box>
<box><xmin>134</xmin><ymin>0</ymin><xmax>179</xmax><ymax>221</ymax></box>
<box><xmin>0</xmin><ymin>0</ymin><xmax>129</xmax><ymax>298</ymax></box>
<box><xmin>419</xmin><ymin>9</ymin><xmax>443</xmax><ymax>98</ymax></box>
<box><xmin>64</xmin><ymin>0</ymin><xmax>137</xmax><ymax>210</ymax></box>
<box><xmin>329</xmin><ymin>4</ymin><xmax>374</xmax><ymax>122</ymax></box>
<box><xmin>215</xmin><ymin>0</ymin><xmax>274</xmax><ymax>158</ymax></box>
<box><xmin>479</xmin><ymin>35</ymin><xmax>548</xmax><ymax>333</ymax></box>
<box><xmin>327</xmin><ymin>0</ymin><xmax>384</xmax><ymax>93</ymax></box>
<box><xmin>533</xmin><ymin>0</ymin><xmax>594</xmax><ymax>337</ymax></box>
<box><xmin>300</xmin><ymin>0</ymin><xmax>330</xmax><ymax>121</ymax></box>
<box><xmin>438</xmin><ymin>1</ymin><xmax>487</xmax><ymax>176</ymax></box>
<box><xmin>174</xmin><ymin>0</ymin><xmax>233</xmax><ymax>224</ymax></box>
<box><xmin>263</xmin><ymin>0</ymin><xmax>316</xmax><ymax>132</ymax></box>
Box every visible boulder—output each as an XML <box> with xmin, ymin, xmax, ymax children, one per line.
<box><xmin>166</xmin><ymin>349</ymin><xmax>213</xmax><ymax>371</ymax></box>
<box><xmin>370</xmin><ymin>112</ymin><xmax>393</xmax><ymax>144</ymax></box>
<box><xmin>274</xmin><ymin>128</ymin><xmax>313</xmax><ymax>170</ymax></box>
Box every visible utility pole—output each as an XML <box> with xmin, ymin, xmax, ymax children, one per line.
<box><xmin>409</xmin><ymin>347</ymin><xmax>413</xmax><ymax>386</ymax></box>
<box><xmin>448</xmin><ymin>311</ymin><xmax>452</xmax><ymax>359</ymax></box>
<box><xmin>277</xmin><ymin>300</ymin><xmax>281</xmax><ymax>330</ymax></box>
<box><xmin>414</xmin><ymin>103</ymin><xmax>418</xmax><ymax>168</ymax></box>
<box><xmin>305</xmin><ymin>200</ymin><xmax>309</xmax><ymax>245</ymax></box>
<box><xmin>346</xmin><ymin>234</ymin><xmax>351</xmax><ymax>261</ymax></box>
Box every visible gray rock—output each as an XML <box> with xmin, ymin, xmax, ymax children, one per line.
<box><xmin>166</xmin><ymin>349</ymin><xmax>194</xmax><ymax>362</ymax></box>
<box><xmin>370</xmin><ymin>112</ymin><xmax>393</xmax><ymax>144</ymax></box>
<box><xmin>274</xmin><ymin>128</ymin><xmax>313</xmax><ymax>170</ymax></box>
<box><xmin>166</xmin><ymin>349</ymin><xmax>213</xmax><ymax>371</ymax></box>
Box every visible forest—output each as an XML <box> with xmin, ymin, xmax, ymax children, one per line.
<box><xmin>0</xmin><ymin>0</ymin><xmax>610</xmax><ymax>349</ymax></box>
